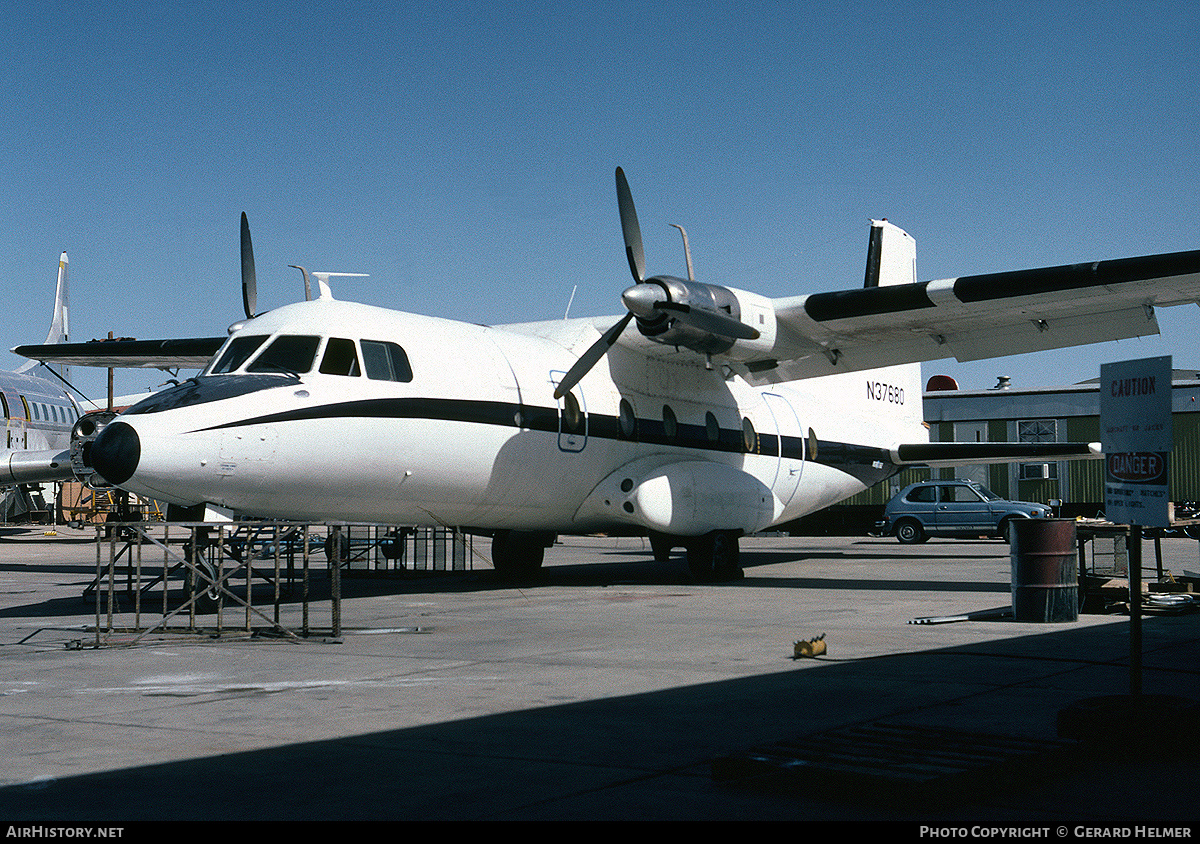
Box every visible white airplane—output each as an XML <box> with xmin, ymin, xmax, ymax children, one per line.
<box><xmin>2</xmin><ymin>252</ymin><xmax>83</xmax><ymax>500</ymax></box>
<box><xmin>16</xmin><ymin>170</ymin><xmax>1200</xmax><ymax>579</ymax></box>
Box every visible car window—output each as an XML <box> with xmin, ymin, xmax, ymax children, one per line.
<box><xmin>906</xmin><ymin>486</ymin><xmax>937</xmax><ymax>503</ymax></box>
<box><xmin>943</xmin><ymin>485</ymin><xmax>983</xmax><ymax>503</ymax></box>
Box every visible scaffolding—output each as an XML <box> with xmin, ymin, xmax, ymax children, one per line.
<box><xmin>84</xmin><ymin>520</ymin><xmax>481</xmax><ymax>647</ymax></box>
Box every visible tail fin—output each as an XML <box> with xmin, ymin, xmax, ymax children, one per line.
<box><xmin>16</xmin><ymin>252</ymin><xmax>69</xmax><ymax>377</ymax></box>
<box><xmin>862</xmin><ymin>221</ymin><xmax>925</xmax><ymax>440</ymax></box>
<box><xmin>863</xmin><ymin>219</ymin><xmax>916</xmax><ymax>288</ymax></box>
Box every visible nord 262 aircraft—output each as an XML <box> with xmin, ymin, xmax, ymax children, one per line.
<box><xmin>17</xmin><ymin>170</ymin><xmax>1200</xmax><ymax>580</ymax></box>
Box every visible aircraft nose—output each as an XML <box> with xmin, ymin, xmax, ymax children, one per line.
<box><xmin>90</xmin><ymin>421</ymin><xmax>141</xmax><ymax>486</ymax></box>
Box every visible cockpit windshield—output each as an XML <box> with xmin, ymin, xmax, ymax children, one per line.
<box><xmin>205</xmin><ymin>332</ymin><xmax>413</xmax><ymax>382</ymax></box>
<box><xmin>246</xmin><ymin>335</ymin><xmax>321</xmax><ymax>375</ymax></box>
<box><xmin>208</xmin><ymin>334</ymin><xmax>269</xmax><ymax>375</ymax></box>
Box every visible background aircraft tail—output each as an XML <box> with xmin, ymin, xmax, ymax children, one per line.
<box><xmin>15</xmin><ymin>253</ymin><xmax>69</xmax><ymax>378</ymax></box>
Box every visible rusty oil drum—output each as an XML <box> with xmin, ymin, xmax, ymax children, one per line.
<box><xmin>1010</xmin><ymin>518</ymin><xmax>1079</xmax><ymax>623</ymax></box>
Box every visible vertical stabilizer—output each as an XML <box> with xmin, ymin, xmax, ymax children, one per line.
<box><xmin>16</xmin><ymin>252</ymin><xmax>69</xmax><ymax>378</ymax></box>
<box><xmin>863</xmin><ymin>220</ymin><xmax>916</xmax><ymax>288</ymax></box>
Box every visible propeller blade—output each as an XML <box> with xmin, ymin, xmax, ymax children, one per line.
<box><xmin>240</xmin><ymin>212</ymin><xmax>258</xmax><ymax>319</ymax></box>
<box><xmin>657</xmin><ymin>302</ymin><xmax>761</xmax><ymax>340</ymax></box>
<box><xmin>615</xmin><ymin>167</ymin><xmax>645</xmax><ymax>284</ymax></box>
<box><xmin>553</xmin><ymin>312</ymin><xmax>634</xmax><ymax>400</ymax></box>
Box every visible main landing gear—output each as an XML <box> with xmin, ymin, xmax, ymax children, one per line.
<box><xmin>490</xmin><ymin>529</ymin><xmax>556</xmax><ymax>581</ymax></box>
<box><xmin>492</xmin><ymin>529</ymin><xmax>744</xmax><ymax>584</ymax></box>
<box><xmin>651</xmin><ymin>529</ymin><xmax>744</xmax><ymax>583</ymax></box>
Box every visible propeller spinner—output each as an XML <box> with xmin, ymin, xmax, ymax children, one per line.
<box><xmin>553</xmin><ymin>168</ymin><xmax>760</xmax><ymax>400</ymax></box>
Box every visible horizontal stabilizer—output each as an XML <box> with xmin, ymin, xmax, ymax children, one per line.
<box><xmin>891</xmin><ymin>441</ymin><xmax>1102</xmax><ymax>468</ymax></box>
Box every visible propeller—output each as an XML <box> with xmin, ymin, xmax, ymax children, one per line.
<box><xmin>552</xmin><ymin>168</ymin><xmax>760</xmax><ymax>401</ymax></box>
<box><xmin>616</xmin><ymin>166</ymin><xmax>645</xmax><ymax>284</ymax></box>
<box><xmin>240</xmin><ymin>211</ymin><xmax>257</xmax><ymax>319</ymax></box>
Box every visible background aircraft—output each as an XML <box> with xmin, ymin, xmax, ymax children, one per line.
<box><xmin>16</xmin><ymin>171</ymin><xmax>1200</xmax><ymax>579</ymax></box>
<box><xmin>1</xmin><ymin>253</ymin><xmax>83</xmax><ymax>520</ymax></box>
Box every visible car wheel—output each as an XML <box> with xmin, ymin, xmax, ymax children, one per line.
<box><xmin>895</xmin><ymin>519</ymin><xmax>926</xmax><ymax>544</ymax></box>
<box><xmin>1000</xmin><ymin>518</ymin><xmax>1018</xmax><ymax>543</ymax></box>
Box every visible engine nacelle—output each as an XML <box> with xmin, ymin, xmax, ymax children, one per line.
<box><xmin>71</xmin><ymin>410</ymin><xmax>119</xmax><ymax>486</ymax></box>
<box><xmin>630</xmin><ymin>277</ymin><xmax>777</xmax><ymax>359</ymax></box>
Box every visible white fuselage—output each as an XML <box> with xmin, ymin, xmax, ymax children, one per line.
<box><xmin>100</xmin><ymin>298</ymin><xmax>927</xmax><ymax>535</ymax></box>
<box><xmin>1</xmin><ymin>369</ymin><xmax>81</xmax><ymax>486</ymax></box>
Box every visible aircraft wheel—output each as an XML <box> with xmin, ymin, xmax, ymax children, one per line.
<box><xmin>686</xmin><ymin>531</ymin><xmax>742</xmax><ymax>583</ymax></box>
<box><xmin>491</xmin><ymin>530</ymin><xmax>548</xmax><ymax>581</ymax></box>
<box><xmin>648</xmin><ymin>531</ymin><xmax>674</xmax><ymax>562</ymax></box>
<box><xmin>185</xmin><ymin>559</ymin><xmax>220</xmax><ymax>613</ymax></box>
<box><xmin>895</xmin><ymin>519</ymin><xmax>927</xmax><ymax>545</ymax></box>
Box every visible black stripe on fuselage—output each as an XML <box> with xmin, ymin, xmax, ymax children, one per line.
<box><xmin>191</xmin><ymin>395</ymin><xmax>897</xmax><ymax>485</ymax></box>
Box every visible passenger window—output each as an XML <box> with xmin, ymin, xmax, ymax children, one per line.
<box><xmin>618</xmin><ymin>398</ymin><xmax>636</xmax><ymax>439</ymax></box>
<box><xmin>0</xmin><ymin>392</ymin><xmax>8</xmax><ymax>419</ymax></box>
<box><xmin>662</xmin><ymin>405</ymin><xmax>677</xmax><ymax>440</ymax></box>
<box><xmin>319</xmin><ymin>337</ymin><xmax>361</xmax><ymax>376</ymax></box>
<box><xmin>361</xmin><ymin>340</ymin><xmax>414</xmax><ymax>382</ymax></box>
<box><xmin>247</xmin><ymin>335</ymin><xmax>320</xmax><ymax>375</ymax></box>
<box><xmin>561</xmin><ymin>391</ymin><xmax>584</xmax><ymax>433</ymax></box>
<box><xmin>742</xmin><ymin>417</ymin><xmax>756</xmax><ymax>453</ymax></box>
<box><xmin>210</xmin><ymin>335</ymin><xmax>269</xmax><ymax>374</ymax></box>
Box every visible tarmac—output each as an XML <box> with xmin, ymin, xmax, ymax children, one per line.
<box><xmin>0</xmin><ymin>525</ymin><xmax>1197</xmax><ymax>826</ymax></box>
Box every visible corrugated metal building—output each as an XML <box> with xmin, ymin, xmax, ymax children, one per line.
<box><xmin>794</xmin><ymin>370</ymin><xmax>1200</xmax><ymax>533</ymax></box>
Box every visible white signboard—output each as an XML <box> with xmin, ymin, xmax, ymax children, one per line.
<box><xmin>1100</xmin><ymin>356</ymin><xmax>1173</xmax><ymax>527</ymax></box>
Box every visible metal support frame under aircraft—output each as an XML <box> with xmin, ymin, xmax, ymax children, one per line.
<box><xmin>17</xmin><ymin>168</ymin><xmax>1200</xmax><ymax>581</ymax></box>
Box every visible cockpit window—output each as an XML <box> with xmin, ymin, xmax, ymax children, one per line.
<box><xmin>246</xmin><ymin>335</ymin><xmax>320</xmax><ymax>375</ymax></box>
<box><xmin>361</xmin><ymin>340</ymin><xmax>413</xmax><ymax>382</ymax></box>
<box><xmin>319</xmin><ymin>337</ymin><xmax>361</xmax><ymax>376</ymax></box>
<box><xmin>209</xmin><ymin>334</ymin><xmax>269</xmax><ymax>374</ymax></box>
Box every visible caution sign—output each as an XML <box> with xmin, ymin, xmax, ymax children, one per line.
<box><xmin>1100</xmin><ymin>356</ymin><xmax>1173</xmax><ymax>528</ymax></box>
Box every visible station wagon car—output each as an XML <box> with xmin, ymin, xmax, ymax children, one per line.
<box><xmin>878</xmin><ymin>480</ymin><xmax>1051</xmax><ymax>543</ymax></box>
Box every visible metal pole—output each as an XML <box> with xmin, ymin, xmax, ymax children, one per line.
<box><xmin>302</xmin><ymin>530</ymin><xmax>310</xmax><ymax>637</ymax></box>
<box><xmin>331</xmin><ymin>525</ymin><xmax>342</xmax><ymax>638</ymax></box>
<box><xmin>94</xmin><ymin>527</ymin><xmax>102</xmax><ymax>646</ymax></box>
<box><xmin>1129</xmin><ymin>525</ymin><xmax>1143</xmax><ymax>697</ymax></box>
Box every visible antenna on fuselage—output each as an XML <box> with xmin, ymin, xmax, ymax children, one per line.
<box><xmin>309</xmin><ymin>272</ymin><xmax>369</xmax><ymax>300</ymax></box>
<box><xmin>288</xmin><ymin>265</ymin><xmax>313</xmax><ymax>301</ymax></box>
<box><xmin>670</xmin><ymin>224</ymin><xmax>695</xmax><ymax>282</ymax></box>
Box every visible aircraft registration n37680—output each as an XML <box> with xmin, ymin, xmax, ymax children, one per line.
<box><xmin>17</xmin><ymin>169</ymin><xmax>1200</xmax><ymax>580</ymax></box>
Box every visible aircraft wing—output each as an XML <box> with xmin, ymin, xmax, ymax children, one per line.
<box><xmin>11</xmin><ymin>337</ymin><xmax>224</xmax><ymax>370</ymax></box>
<box><xmin>746</xmin><ymin>249</ymin><xmax>1200</xmax><ymax>383</ymax></box>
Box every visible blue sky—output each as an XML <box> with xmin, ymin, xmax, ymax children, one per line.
<box><xmin>3</xmin><ymin>1</ymin><xmax>1199</xmax><ymax>401</ymax></box>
